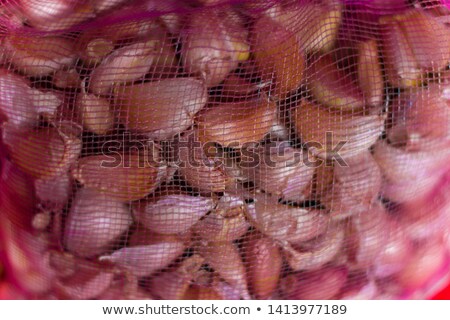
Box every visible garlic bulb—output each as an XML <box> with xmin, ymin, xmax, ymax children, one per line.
<box><xmin>64</xmin><ymin>188</ymin><xmax>132</xmax><ymax>258</ymax></box>
<box><xmin>241</xmin><ymin>141</ymin><xmax>315</xmax><ymax>203</ymax></box>
<box><xmin>114</xmin><ymin>78</ymin><xmax>207</xmax><ymax>140</ymax></box>
<box><xmin>373</xmin><ymin>141</ymin><xmax>450</xmax><ymax>203</ymax></box>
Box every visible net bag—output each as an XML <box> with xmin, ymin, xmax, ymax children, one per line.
<box><xmin>0</xmin><ymin>0</ymin><xmax>450</xmax><ymax>300</ymax></box>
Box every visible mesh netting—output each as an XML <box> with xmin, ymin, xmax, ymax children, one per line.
<box><xmin>0</xmin><ymin>0</ymin><xmax>450</xmax><ymax>300</ymax></box>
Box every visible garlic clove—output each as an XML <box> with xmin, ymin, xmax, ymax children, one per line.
<box><xmin>177</xmin><ymin>130</ymin><xmax>233</xmax><ymax>193</ymax></box>
<box><xmin>54</xmin><ymin>259</ymin><xmax>114</xmax><ymax>299</ymax></box>
<box><xmin>198</xmin><ymin>241</ymin><xmax>251</xmax><ymax>299</ymax></box>
<box><xmin>283</xmin><ymin>224</ymin><xmax>345</xmax><ymax>271</ymax></box>
<box><xmin>307</xmin><ymin>53</ymin><xmax>365</xmax><ymax>111</ymax></box>
<box><xmin>133</xmin><ymin>194</ymin><xmax>215</xmax><ymax>235</ymax></box>
<box><xmin>192</xmin><ymin>194</ymin><xmax>249</xmax><ymax>242</ymax></box>
<box><xmin>268</xmin><ymin>0</ymin><xmax>342</xmax><ymax>53</ymax></box>
<box><xmin>379</xmin><ymin>14</ymin><xmax>422</xmax><ymax>88</ymax></box>
<box><xmin>20</xmin><ymin>1</ymin><xmax>95</xmax><ymax>31</ymax></box>
<box><xmin>196</xmin><ymin>93</ymin><xmax>277</xmax><ymax>148</ymax></box>
<box><xmin>373</xmin><ymin>141</ymin><xmax>450</xmax><ymax>203</ymax></box>
<box><xmin>184</xmin><ymin>285</ymin><xmax>223</xmax><ymax>300</ymax></box>
<box><xmin>72</xmin><ymin>150</ymin><xmax>167</xmax><ymax>202</ymax></box>
<box><xmin>400</xmin><ymin>10</ymin><xmax>450</xmax><ymax>71</ymax></box>
<box><xmin>280</xmin><ymin>266</ymin><xmax>348</xmax><ymax>300</ymax></box>
<box><xmin>89</xmin><ymin>41</ymin><xmax>158</xmax><ymax>95</ymax></box>
<box><xmin>248</xmin><ymin>193</ymin><xmax>329</xmax><ymax>243</ymax></box>
<box><xmin>2</xmin><ymin>34</ymin><xmax>77</xmax><ymax>77</ymax></box>
<box><xmin>64</xmin><ymin>188</ymin><xmax>132</xmax><ymax>258</ymax></box>
<box><xmin>322</xmin><ymin>151</ymin><xmax>382</xmax><ymax>220</ymax></box>
<box><xmin>241</xmin><ymin>141</ymin><xmax>316</xmax><ymax>203</ymax></box>
<box><xmin>53</xmin><ymin>68</ymin><xmax>82</xmax><ymax>89</ymax></box>
<box><xmin>294</xmin><ymin>100</ymin><xmax>385</xmax><ymax>159</ymax></box>
<box><xmin>114</xmin><ymin>78</ymin><xmax>208</xmax><ymax>140</ymax></box>
<box><xmin>182</xmin><ymin>10</ymin><xmax>250</xmax><ymax>87</ymax></box>
<box><xmin>35</xmin><ymin>171</ymin><xmax>72</xmax><ymax>209</ymax></box>
<box><xmin>351</xmin><ymin>200</ymin><xmax>389</xmax><ymax>269</ymax></box>
<box><xmin>99</xmin><ymin>241</ymin><xmax>185</xmax><ymax>277</ymax></box>
<box><xmin>0</xmin><ymin>69</ymin><xmax>37</xmax><ymax>128</ymax></box>
<box><xmin>148</xmin><ymin>255</ymin><xmax>204</xmax><ymax>300</ymax></box>
<box><xmin>7</xmin><ymin>127</ymin><xmax>82</xmax><ymax>179</ymax></box>
<box><xmin>244</xmin><ymin>234</ymin><xmax>282</xmax><ymax>299</ymax></box>
<box><xmin>76</xmin><ymin>87</ymin><xmax>115</xmax><ymax>135</ymax></box>
<box><xmin>357</xmin><ymin>39</ymin><xmax>384</xmax><ymax>108</ymax></box>
<box><xmin>397</xmin><ymin>241</ymin><xmax>446</xmax><ymax>291</ymax></box>
<box><xmin>252</xmin><ymin>16</ymin><xmax>305</xmax><ymax>98</ymax></box>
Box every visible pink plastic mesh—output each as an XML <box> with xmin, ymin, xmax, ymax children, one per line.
<box><xmin>0</xmin><ymin>0</ymin><xmax>450</xmax><ymax>300</ymax></box>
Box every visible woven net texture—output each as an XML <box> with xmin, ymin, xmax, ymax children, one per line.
<box><xmin>0</xmin><ymin>0</ymin><xmax>450</xmax><ymax>300</ymax></box>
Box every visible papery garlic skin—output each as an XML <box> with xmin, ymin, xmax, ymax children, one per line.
<box><xmin>64</xmin><ymin>188</ymin><xmax>132</xmax><ymax>258</ymax></box>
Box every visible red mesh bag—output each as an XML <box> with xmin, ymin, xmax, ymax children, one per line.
<box><xmin>0</xmin><ymin>0</ymin><xmax>450</xmax><ymax>300</ymax></box>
